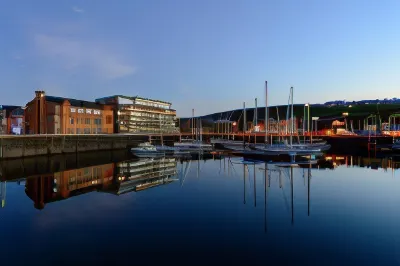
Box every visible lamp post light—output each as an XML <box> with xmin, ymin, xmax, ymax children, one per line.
<box><xmin>342</xmin><ymin>112</ymin><xmax>349</xmax><ymax>131</ymax></box>
<box><xmin>303</xmin><ymin>104</ymin><xmax>306</xmax><ymax>143</ymax></box>
<box><xmin>305</xmin><ymin>103</ymin><xmax>310</xmax><ymax>141</ymax></box>
<box><xmin>311</xmin><ymin>117</ymin><xmax>319</xmax><ymax>144</ymax></box>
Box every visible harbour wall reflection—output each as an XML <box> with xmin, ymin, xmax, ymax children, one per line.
<box><xmin>0</xmin><ymin>152</ymin><xmax>399</xmax><ymax>211</ymax></box>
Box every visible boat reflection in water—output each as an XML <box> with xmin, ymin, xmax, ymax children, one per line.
<box><xmin>229</xmin><ymin>157</ymin><xmax>314</xmax><ymax>232</ymax></box>
<box><xmin>24</xmin><ymin>157</ymin><xmax>178</xmax><ymax>209</ymax></box>
<box><xmin>224</xmin><ymin>152</ymin><xmax>400</xmax><ymax>232</ymax></box>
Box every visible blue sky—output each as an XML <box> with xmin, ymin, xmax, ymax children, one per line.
<box><xmin>1</xmin><ymin>0</ymin><xmax>399</xmax><ymax>116</ymax></box>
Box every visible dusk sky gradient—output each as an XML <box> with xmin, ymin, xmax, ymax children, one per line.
<box><xmin>1</xmin><ymin>0</ymin><xmax>399</xmax><ymax>116</ymax></box>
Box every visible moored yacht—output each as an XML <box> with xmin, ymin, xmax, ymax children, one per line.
<box><xmin>131</xmin><ymin>142</ymin><xmax>165</xmax><ymax>158</ymax></box>
<box><xmin>174</xmin><ymin>139</ymin><xmax>213</xmax><ymax>151</ymax></box>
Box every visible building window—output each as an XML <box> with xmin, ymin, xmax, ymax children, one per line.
<box><xmin>85</xmin><ymin>118</ymin><xmax>91</xmax><ymax>124</ymax></box>
<box><xmin>76</xmin><ymin>128</ymin><xmax>81</xmax><ymax>134</ymax></box>
<box><xmin>94</xmin><ymin>118</ymin><xmax>102</xmax><ymax>125</ymax></box>
<box><xmin>84</xmin><ymin>128</ymin><xmax>90</xmax><ymax>134</ymax></box>
<box><xmin>106</xmin><ymin>115</ymin><xmax>112</xmax><ymax>124</ymax></box>
<box><xmin>70</xmin><ymin>108</ymin><xmax>76</xmax><ymax>113</ymax></box>
<box><xmin>97</xmin><ymin>128</ymin><xmax>102</xmax><ymax>134</ymax></box>
<box><xmin>78</xmin><ymin>109</ymin><xmax>84</xmax><ymax>114</ymax></box>
<box><xmin>70</xmin><ymin>118</ymin><xmax>74</xmax><ymax>125</ymax></box>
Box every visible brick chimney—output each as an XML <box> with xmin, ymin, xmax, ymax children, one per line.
<box><xmin>35</xmin><ymin>90</ymin><xmax>45</xmax><ymax>99</ymax></box>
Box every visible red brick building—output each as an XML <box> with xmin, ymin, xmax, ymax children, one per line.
<box><xmin>0</xmin><ymin>105</ymin><xmax>25</xmax><ymax>134</ymax></box>
<box><xmin>24</xmin><ymin>91</ymin><xmax>114</xmax><ymax>134</ymax></box>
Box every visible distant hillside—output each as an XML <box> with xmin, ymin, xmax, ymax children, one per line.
<box><xmin>179</xmin><ymin>104</ymin><xmax>400</xmax><ymax>130</ymax></box>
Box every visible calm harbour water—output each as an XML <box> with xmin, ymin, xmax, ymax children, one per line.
<box><xmin>1</xmin><ymin>153</ymin><xmax>400</xmax><ymax>265</ymax></box>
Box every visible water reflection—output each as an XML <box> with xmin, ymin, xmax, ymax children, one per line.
<box><xmin>0</xmin><ymin>152</ymin><xmax>399</xmax><ymax>212</ymax></box>
<box><xmin>316</xmin><ymin>154</ymin><xmax>400</xmax><ymax>170</ymax></box>
<box><xmin>1</xmin><ymin>151</ymin><xmax>400</xmax><ymax>265</ymax></box>
<box><xmin>223</xmin><ymin>153</ymin><xmax>400</xmax><ymax>233</ymax></box>
<box><xmin>23</xmin><ymin>158</ymin><xmax>180</xmax><ymax>209</ymax></box>
<box><xmin>106</xmin><ymin>157</ymin><xmax>178</xmax><ymax>195</ymax></box>
<box><xmin>25</xmin><ymin>163</ymin><xmax>115</xmax><ymax>209</ymax></box>
<box><xmin>0</xmin><ymin>151</ymin><xmax>218</xmax><ymax>210</ymax></box>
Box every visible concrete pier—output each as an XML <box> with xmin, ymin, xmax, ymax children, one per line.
<box><xmin>0</xmin><ymin>134</ymin><xmax>176</xmax><ymax>159</ymax></box>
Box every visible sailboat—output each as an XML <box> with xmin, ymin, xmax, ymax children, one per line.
<box><xmin>212</xmin><ymin>100</ymin><xmax>258</xmax><ymax>151</ymax></box>
<box><xmin>172</xmin><ymin>117</ymin><xmax>212</xmax><ymax>151</ymax></box>
<box><xmin>250</xmin><ymin>84</ymin><xmax>330</xmax><ymax>157</ymax></box>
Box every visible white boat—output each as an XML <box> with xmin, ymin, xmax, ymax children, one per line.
<box><xmin>131</xmin><ymin>142</ymin><xmax>165</xmax><ymax>158</ymax></box>
<box><xmin>251</xmin><ymin>142</ymin><xmax>330</xmax><ymax>152</ymax></box>
<box><xmin>175</xmin><ymin>117</ymin><xmax>213</xmax><ymax>151</ymax></box>
<box><xmin>174</xmin><ymin>139</ymin><xmax>213</xmax><ymax>151</ymax></box>
<box><xmin>155</xmin><ymin>145</ymin><xmax>192</xmax><ymax>157</ymax></box>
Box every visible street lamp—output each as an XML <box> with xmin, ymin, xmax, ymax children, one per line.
<box><xmin>305</xmin><ymin>103</ymin><xmax>310</xmax><ymax>142</ymax></box>
<box><xmin>342</xmin><ymin>112</ymin><xmax>349</xmax><ymax>131</ymax></box>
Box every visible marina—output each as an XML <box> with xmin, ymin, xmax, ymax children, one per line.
<box><xmin>1</xmin><ymin>1</ymin><xmax>400</xmax><ymax>264</ymax></box>
<box><xmin>1</xmin><ymin>150</ymin><xmax>400</xmax><ymax>264</ymax></box>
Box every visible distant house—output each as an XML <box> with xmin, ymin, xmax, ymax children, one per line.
<box><xmin>324</xmin><ymin>100</ymin><xmax>346</xmax><ymax>106</ymax></box>
<box><xmin>0</xmin><ymin>105</ymin><xmax>24</xmax><ymax>134</ymax></box>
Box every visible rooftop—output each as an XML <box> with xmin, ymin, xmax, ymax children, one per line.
<box><xmin>96</xmin><ymin>95</ymin><xmax>172</xmax><ymax>105</ymax></box>
<box><xmin>45</xmin><ymin>96</ymin><xmax>106</xmax><ymax>109</ymax></box>
<box><xmin>0</xmin><ymin>105</ymin><xmax>23</xmax><ymax>116</ymax></box>
<box><xmin>0</xmin><ymin>105</ymin><xmax>21</xmax><ymax>110</ymax></box>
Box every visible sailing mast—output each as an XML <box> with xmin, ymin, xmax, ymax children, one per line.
<box><xmin>265</xmin><ymin>81</ymin><xmax>268</xmax><ymax>145</ymax></box>
<box><xmin>254</xmin><ymin>98</ymin><xmax>258</xmax><ymax>130</ymax></box>
<box><xmin>192</xmin><ymin>108</ymin><xmax>194</xmax><ymax>139</ymax></box>
<box><xmin>276</xmin><ymin>106</ymin><xmax>280</xmax><ymax>143</ymax></box>
<box><xmin>243</xmin><ymin>102</ymin><xmax>246</xmax><ymax>148</ymax></box>
<box><xmin>200</xmin><ymin>118</ymin><xmax>203</xmax><ymax>142</ymax></box>
<box><xmin>290</xmin><ymin>87</ymin><xmax>294</xmax><ymax>147</ymax></box>
<box><xmin>254</xmin><ymin>98</ymin><xmax>258</xmax><ymax>144</ymax></box>
<box><xmin>286</xmin><ymin>92</ymin><xmax>290</xmax><ymax>136</ymax></box>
